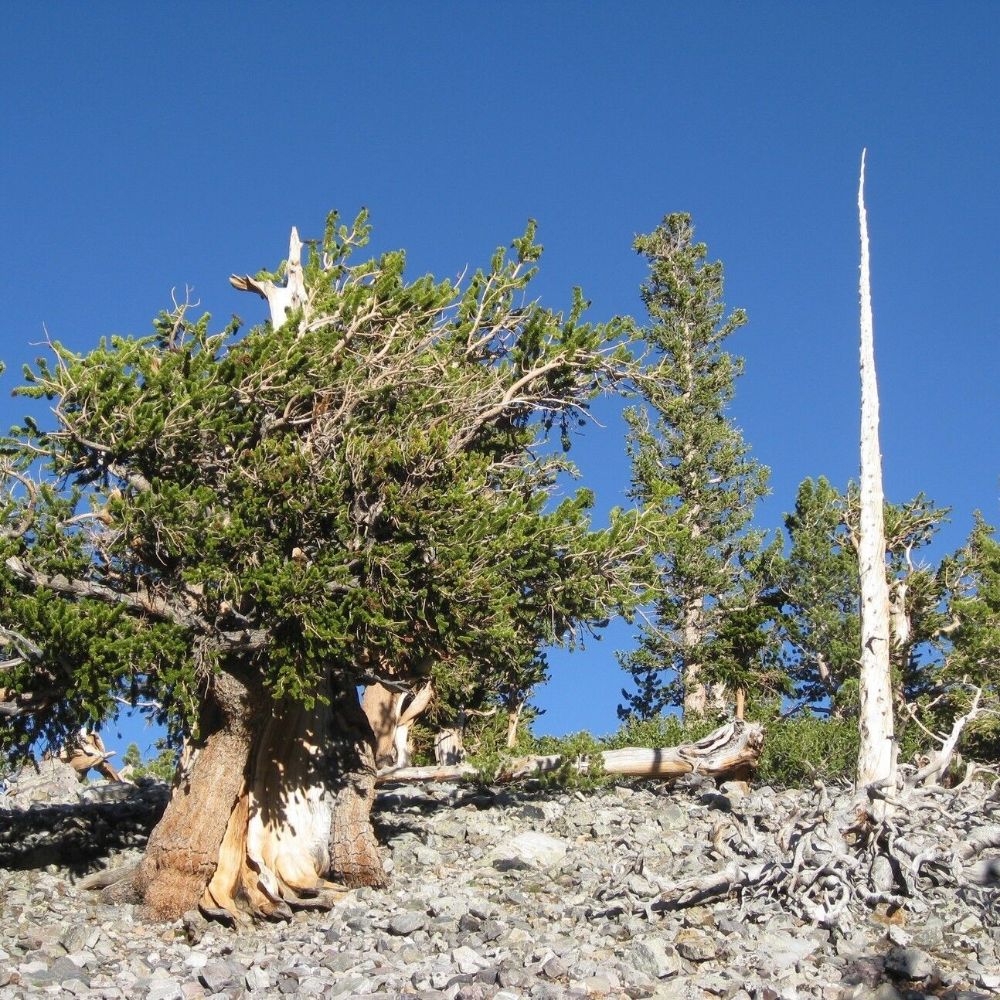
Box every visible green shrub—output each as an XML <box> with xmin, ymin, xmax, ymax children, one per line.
<box><xmin>755</xmin><ymin>716</ymin><xmax>860</xmax><ymax>785</ymax></box>
<box><xmin>531</xmin><ymin>729</ymin><xmax>608</xmax><ymax>790</ymax></box>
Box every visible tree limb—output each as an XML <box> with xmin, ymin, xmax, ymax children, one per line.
<box><xmin>4</xmin><ymin>556</ymin><xmax>269</xmax><ymax>651</ymax></box>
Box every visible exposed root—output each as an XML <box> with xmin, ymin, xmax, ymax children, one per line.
<box><xmin>591</xmin><ymin>777</ymin><xmax>1000</xmax><ymax>930</ymax></box>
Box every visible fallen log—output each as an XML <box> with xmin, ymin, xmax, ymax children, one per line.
<box><xmin>377</xmin><ymin>720</ymin><xmax>764</xmax><ymax>785</ymax></box>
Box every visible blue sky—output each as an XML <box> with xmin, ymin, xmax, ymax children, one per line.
<box><xmin>2</xmin><ymin>4</ymin><xmax>998</xmax><ymax>751</ymax></box>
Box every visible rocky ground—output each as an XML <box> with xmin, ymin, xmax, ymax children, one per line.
<box><xmin>1</xmin><ymin>767</ymin><xmax>998</xmax><ymax>1000</ymax></box>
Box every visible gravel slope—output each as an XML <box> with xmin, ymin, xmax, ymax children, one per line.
<box><xmin>1</xmin><ymin>774</ymin><xmax>998</xmax><ymax>999</ymax></box>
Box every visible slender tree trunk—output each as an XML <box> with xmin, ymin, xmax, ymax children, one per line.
<box><xmin>856</xmin><ymin>149</ymin><xmax>896</xmax><ymax>790</ymax></box>
<box><xmin>434</xmin><ymin>726</ymin><xmax>465</xmax><ymax>765</ymax></box>
<box><xmin>107</xmin><ymin>669</ymin><xmax>386</xmax><ymax>923</ymax></box>
<box><xmin>506</xmin><ymin>701</ymin><xmax>524</xmax><ymax>749</ymax></box>
<box><xmin>682</xmin><ymin>598</ymin><xmax>707</xmax><ymax>718</ymax></box>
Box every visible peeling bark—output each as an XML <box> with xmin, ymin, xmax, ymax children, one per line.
<box><xmin>99</xmin><ymin>670</ymin><xmax>385</xmax><ymax>923</ymax></box>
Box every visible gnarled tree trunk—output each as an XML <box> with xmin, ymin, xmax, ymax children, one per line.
<box><xmin>103</xmin><ymin>669</ymin><xmax>386</xmax><ymax>923</ymax></box>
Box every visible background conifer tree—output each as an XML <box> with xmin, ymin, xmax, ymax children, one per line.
<box><xmin>618</xmin><ymin>214</ymin><xmax>772</xmax><ymax>721</ymax></box>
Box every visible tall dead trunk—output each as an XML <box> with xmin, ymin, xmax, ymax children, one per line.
<box><xmin>104</xmin><ymin>669</ymin><xmax>386</xmax><ymax>923</ymax></box>
<box><xmin>856</xmin><ymin>149</ymin><xmax>896</xmax><ymax>790</ymax></box>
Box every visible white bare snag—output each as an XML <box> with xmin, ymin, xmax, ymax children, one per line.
<box><xmin>856</xmin><ymin>150</ymin><xmax>896</xmax><ymax>791</ymax></box>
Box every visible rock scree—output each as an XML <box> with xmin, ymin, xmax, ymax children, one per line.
<box><xmin>1</xmin><ymin>773</ymin><xmax>998</xmax><ymax>999</ymax></box>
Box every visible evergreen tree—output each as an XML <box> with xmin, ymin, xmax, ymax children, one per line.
<box><xmin>777</xmin><ymin>478</ymin><xmax>951</xmax><ymax>718</ymax></box>
<box><xmin>617</xmin><ymin>214</ymin><xmax>771</xmax><ymax>721</ymax></box>
<box><xmin>0</xmin><ymin>213</ymin><xmax>648</xmax><ymax>923</ymax></box>
<box><xmin>932</xmin><ymin>514</ymin><xmax>1000</xmax><ymax>760</ymax></box>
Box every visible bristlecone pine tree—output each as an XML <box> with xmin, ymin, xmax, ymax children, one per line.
<box><xmin>0</xmin><ymin>213</ymin><xmax>648</xmax><ymax>923</ymax></box>
<box><xmin>618</xmin><ymin>214</ymin><xmax>773</xmax><ymax>722</ymax></box>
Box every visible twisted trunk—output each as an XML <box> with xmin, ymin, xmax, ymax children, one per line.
<box><xmin>104</xmin><ymin>670</ymin><xmax>385</xmax><ymax>923</ymax></box>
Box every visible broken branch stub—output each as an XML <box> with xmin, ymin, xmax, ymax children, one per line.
<box><xmin>230</xmin><ymin>227</ymin><xmax>307</xmax><ymax>331</ymax></box>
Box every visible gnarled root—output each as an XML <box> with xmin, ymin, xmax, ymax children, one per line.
<box><xmin>607</xmin><ymin>777</ymin><xmax>1000</xmax><ymax>930</ymax></box>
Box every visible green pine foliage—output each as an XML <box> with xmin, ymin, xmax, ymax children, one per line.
<box><xmin>618</xmin><ymin>214</ymin><xmax>774</xmax><ymax>720</ymax></box>
<box><xmin>0</xmin><ymin>212</ymin><xmax>651</xmax><ymax>755</ymax></box>
<box><xmin>775</xmin><ymin>477</ymin><xmax>952</xmax><ymax>717</ymax></box>
<box><xmin>928</xmin><ymin>514</ymin><xmax>1000</xmax><ymax>759</ymax></box>
<box><xmin>121</xmin><ymin>741</ymin><xmax>177</xmax><ymax>782</ymax></box>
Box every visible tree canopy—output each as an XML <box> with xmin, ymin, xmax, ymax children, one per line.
<box><xmin>617</xmin><ymin>213</ymin><xmax>774</xmax><ymax>721</ymax></box>
<box><xmin>0</xmin><ymin>213</ymin><xmax>653</xmax><ymax>920</ymax></box>
<box><xmin>0</xmin><ymin>213</ymin><xmax>648</xmax><ymax>746</ymax></box>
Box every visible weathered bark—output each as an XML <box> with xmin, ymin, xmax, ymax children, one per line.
<box><xmin>326</xmin><ymin>675</ymin><xmax>387</xmax><ymax>890</ymax></box>
<box><xmin>856</xmin><ymin>149</ymin><xmax>896</xmax><ymax>791</ymax></box>
<box><xmin>131</xmin><ymin>670</ymin><xmax>256</xmax><ymax>920</ymax></box>
<box><xmin>98</xmin><ymin>670</ymin><xmax>385</xmax><ymax>923</ymax></box>
<box><xmin>378</xmin><ymin>720</ymin><xmax>764</xmax><ymax>784</ymax></box>
<box><xmin>59</xmin><ymin>731</ymin><xmax>122</xmax><ymax>782</ymax></box>
<box><xmin>362</xmin><ymin>680</ymin><xmax>433</xmax><ymax>768</ymax></box>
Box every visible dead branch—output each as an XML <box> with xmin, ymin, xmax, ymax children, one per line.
<box><xmin>377</xmin><ymin>720</ymin><xmax>764</xmax><ymax>785</ymax></box>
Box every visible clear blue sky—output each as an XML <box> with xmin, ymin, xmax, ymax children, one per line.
<box><xmin>2</xmin><ymin>4</ymin><xmax>997</xmax><ymax>751</ymax></box>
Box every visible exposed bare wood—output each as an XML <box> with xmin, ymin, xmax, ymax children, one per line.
<box><xmin>906</xmin><ymin>685</ymin><xmax>997</xmax><ymax>786</ymax></box>
<box><xmin>230</xmin><ymin>227</ymin><xmax>307</xmax><ymax>331</ymax></box>
<box><xmin>59</xmin><ymin>731</ymin><xmax>122</xmax><ymax>782</ymax></box>
<box><xmin>378</xmin><ymin>720</ymin><xmax>764</xmax><ymax>784</ymax></box>
<box><xmin>856</xmin><ymin>149</ymin><xmax>896</xmax><ymax>791</ymax></box>
<box><xmin>602</xmin><ymin>774</ymin><xmax>1000</xmax><ymax>930</ymax></box>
